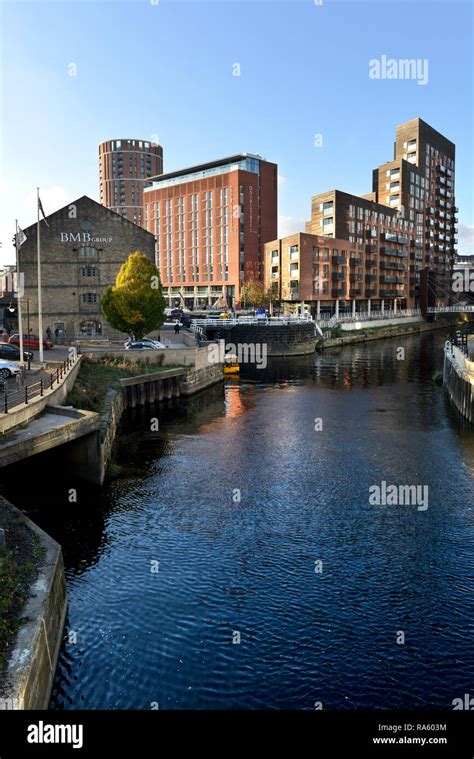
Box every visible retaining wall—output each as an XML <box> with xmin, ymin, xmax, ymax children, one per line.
<box><xmin>0</xmin><ymin>497</ymin><xmax>67</xmax><ymax>710</ymax></box>
<box><xmin>443</xmin><ymin>344</ymin><xmax>474</xmax><ymax>423</ymax></box>
<box><xmin>203</xmin><ymin>322</ymin><xmax>316</xmax><ymax>356</ymax></box>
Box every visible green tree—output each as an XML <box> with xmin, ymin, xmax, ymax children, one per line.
<box><xmin>101</xmin><ymin>252</ymin><xmax>165</xmax><ymax>339</ymax></box>
<box><xmin>239</xmin><ymin>279</ymin><xmax>266</xmax><ymax>307</ymax></box>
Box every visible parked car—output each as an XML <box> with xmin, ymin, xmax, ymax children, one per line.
<box><xmin>123</xmin><ymin>337</ymin><xmax>165</xmax><ymax>349</ymax></box>
<box><xmin>124</xmin><ymin>341</ymin><xmax>166</xmax><ymax>351</ymax></box>
<box><xmin>0</xmin><ymin>359</ymin><xmax>22</xmax><ymax>379</ymax></box>
<box><xmin>0</xmin><ymin>343</ymin><xmax>33</xmax><ymax>361</ymax></box>
<box><xmin>9</xmin><ymin>334</ymin><xmax>53</xmax><ymax>350</ymax></box>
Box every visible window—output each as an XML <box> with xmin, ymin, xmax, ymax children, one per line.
<box><xmin>81</xmin><ymin>293</ymin><xmax>98</xmax><ymax>304</ymax></box>
<box><xmin>81</xmin><ymin>267</ymin><xmax>97</xmax><ymax>277</ymax></box>
<box><xmin>322</xmin><ymin>201</ymin><xmax>334</xmax><ymax>215</ymax></box>
<box><xmin>289</xmin><ymin>245</ymin><xmax>299</xmax><ymax>260</ymax></box>
<box><xmin>79</xmin><ymin>246</ymin><xmax>98</xmax><ymax>257</ymax></box>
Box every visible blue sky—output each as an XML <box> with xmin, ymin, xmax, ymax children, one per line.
<box><xmin>1</xmin><ymin>0</ymin><xmax>473</xmax><ymax>263</ymax></box>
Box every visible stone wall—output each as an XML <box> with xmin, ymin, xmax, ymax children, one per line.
<box><xmin>18</xmin><ymin>195</ymin><xmax>155</xmax><ymax>338</ymax></box>
<box><xmin>180</xmin><ymin>363</ymin><xmax>225</xmax><ymax>396</ymax></box>
<box><xmin>1</xmin><ymin>497</ymin><xmax>67</xmax><ymax>710</ymax></box>
<box><xmin>205</xmin><ymin>322</ymin><xmax>316</xmax><ymax>356</ymax></box>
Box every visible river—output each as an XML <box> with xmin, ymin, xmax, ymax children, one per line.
<box><xmin>2</xmin><ymin>327</ymin><xmax>473</xmax><ymax>710</ymax></box>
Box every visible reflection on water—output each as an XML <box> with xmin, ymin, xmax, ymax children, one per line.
<box><xmin>1</xmin><ymin>328</ymin><xmax>473</xmax><ymax>710</ymax></box>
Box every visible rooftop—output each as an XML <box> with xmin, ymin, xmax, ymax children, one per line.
<box><xmin>145</xmin><ymin>153</ymin><xmax>264</xmax><ymax>186</ymax></box>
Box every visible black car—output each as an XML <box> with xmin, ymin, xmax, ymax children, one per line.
<box><xmin>0</xmin><ymin>342</ymin><xmax>33</xmax><ymax>361</ymax></box>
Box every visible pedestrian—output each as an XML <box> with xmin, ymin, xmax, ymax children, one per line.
<box><xmin>174</xmin><ymin>322</ymin><xmax>181</xmax><ymax>335</ymax></box>
<box><xmin>54</xmin><ymin>327</ymin><xmax>59</xmax><ymax>341</ymax></box>
<box><xmin>46</xmin><ymin>326</ymin><xmax>52</xmax><ymax>340</ymax></box>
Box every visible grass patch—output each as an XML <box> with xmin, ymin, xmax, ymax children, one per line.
<box><xmin>67</xmin><ymin>356</ymin><xmax>178</xmax><ymax>413</ymax></box>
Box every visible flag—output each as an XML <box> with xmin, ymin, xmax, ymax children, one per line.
<box><xmin>38</xmin><ymin>196</ymin><xmax>49</xmax><ymax>226</ymax></box>
<box><xmin>17</xmin><ymin>226</ymin><xmax>27</xmax><ymax>247</ymax></box>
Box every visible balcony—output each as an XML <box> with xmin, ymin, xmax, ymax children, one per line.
<box><xmin>365</xmin><ymin>258</ymin><xmax>377</xmax><ymax>268</ymax></box>
<box><xmin>365</xmin><ymin>274</ymin><xmax>377</xmax><ymax>282</ymax></box>
<box><xmin>349</xmin><ymin>289</ymin><xmax>362</xmax><ymax>297</ymax></box>
<box><xmin>397</xmin><ymin>235</ymin><xmax>409</xmax><ymax>244</ymax></box>
<box><xmin>365</xmin><ymin>244</ymin><xmax>377</xmax><ymax>254</ymax></box>
<box><xmin>381</xmin><ymin>261</ymin><xmax>405</xmax><ymax>271</ymax></box>
<box><xmin>332</xmin><ymin>288</ymin><xmax>346</xmax><ymax>298</ymax></box>
<box><xmin>350</xmin><ymin>257</ymin><xmax>362</xmax><ymax>266</ymax></box>
<box><xmin>332</xmin><ymin>255</ymin><xmax>345</xmax><ymax>265</ymax></box>
<box><xmin>437</xmin><ymin>164</ymin><xmax>447</xmax><ymax>173</ymax></box>
<box><xmin>365</xmin><ymin>288</ymin><xmax>377</xmax><ymax>297</ymax></box>
<box><xmin>380</xmin><ymin>289</ymin><xmax>399</xmax><ymax>297</ymax></box>
<box><xmin>380</xmin><ymin>275</ymin><xmax>404</xmax><ymax>285</ymax></box>
<box><xmin>332</xmin><ymin>272</ymin><xmax>345</xmax><ymax>281</ymax></box>
<box><xmin>349</xmin><ymin>274</ymin><xmax>362</xmax><ymax>283</ymax></box>
<box><xmin>383</xmin><ymin>232</ymin><xmax>398</xmax><ymax>243</ymax></box>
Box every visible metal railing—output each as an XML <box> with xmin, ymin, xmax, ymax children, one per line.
<box><xmin>1</xmin><ymin>354</ymin><xmax>79</xmax><ymax>414</ymax></box>
<box><xmin>191</xmin><ymin>316</ymin><xmax>314</xmax><ymax>327</ymax></box>
<box><xmin>428</xmin><ymin>304</ymin><xmax>474</xmax><ymax>313</ymax></box>
<box><xmin>322</xmin><ymin>308</ymin><xmax>422</xmax><ymax>324</ymax></box>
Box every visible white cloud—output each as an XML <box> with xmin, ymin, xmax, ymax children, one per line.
<box><xmin>458</xmin><ymin>223</ymin><xmax>474</xmax><ymax>256</ymax></box>
<box><xmin>278</xmin><ymin>215</ymin><xmax>306</xmax><ymax>238</ymax></box>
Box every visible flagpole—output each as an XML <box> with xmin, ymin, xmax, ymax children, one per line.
<box><xmin>15</xmin><ymin>220</ymin><xmax>24</xmax><ymax>364</ymax></box>
<box><xmin>37</xmin><ymin>187</ymin><xmax>44</xmax><ymax>364</ymax></box>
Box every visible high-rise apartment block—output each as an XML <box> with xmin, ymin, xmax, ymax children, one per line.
<box><xmin>99</xmin><ymin>138</ymin><xmax>163</xmax><ymax>227</ymax></box>
<box><xmin>266</xmin><ymin>118</ymin><xmax>457</xmax><ymax>315</ymax></box>
<box><xmin>143</xmin><ymin>154</ymin><xmax>277</xmax><ymax>308</ymax></box>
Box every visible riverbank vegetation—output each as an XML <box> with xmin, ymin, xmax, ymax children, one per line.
<box><xmin>0</xmin><ymin>504</ymin><xmax>44</xmax><ymax>677</ymax></box>
<box><xmin>67</xmin><ymin>355</ymin><xmax>177</xmax><ymax>413</ymax></box>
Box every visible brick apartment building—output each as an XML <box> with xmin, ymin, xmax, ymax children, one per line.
<box><xmin>18</xmin><ymin>196</ymin><xmax>155</xmax><ymax>339</ymax></box>
<box><xmin>99</xmin><ymin>138</ymin><xmax>163</xmax><ymax>227</ymax></box>
<box><xmin>143</xmin><ymin>153</ymin><xmax>278</xmax><ymax>308</ymax></box>
<box><xmin>266</xmin><ymin>118</ymin><xmax>457</xmax><ymax>315</ymax></box>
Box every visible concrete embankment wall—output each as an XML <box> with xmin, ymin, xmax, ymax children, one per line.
<box><xmin>0</xmin><ymin>497</ymin><xmax>67</xmax><ymax>710</ymax></box>
<box><xmin>321</xmin><ymin>317</ymin><xmax>467</xmax><ymax>349</ymax></box>
<box><xmin>443</xmin><ymin>344</ymin><xmax>474</xmax><ymax>423</ymax></box>
<box><xmin>340</xmin><ymin>315</ymin><xmax>422</xmax><ymax>331</ymax></box>
<box><xmin>98</xmin><ymin>363</ymin><xmax>223</xmax><ymax>483</ymax></box>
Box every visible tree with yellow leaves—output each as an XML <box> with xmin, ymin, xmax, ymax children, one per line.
<box><xmin>101</xmin><ymin>252</ymin><xmax>165</xmax><ymax>339</ymax></box>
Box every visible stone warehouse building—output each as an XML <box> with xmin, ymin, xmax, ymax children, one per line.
<box><xmin>18</xmin><ymin>196</ymin><xmax>156</xmax><ymax>339</ymax></box>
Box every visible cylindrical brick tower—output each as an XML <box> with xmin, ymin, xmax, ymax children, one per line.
<box><xmin>99</xmin><ymin>138</ymin><xmax>163</xmax><ymax>227</ymax></box>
